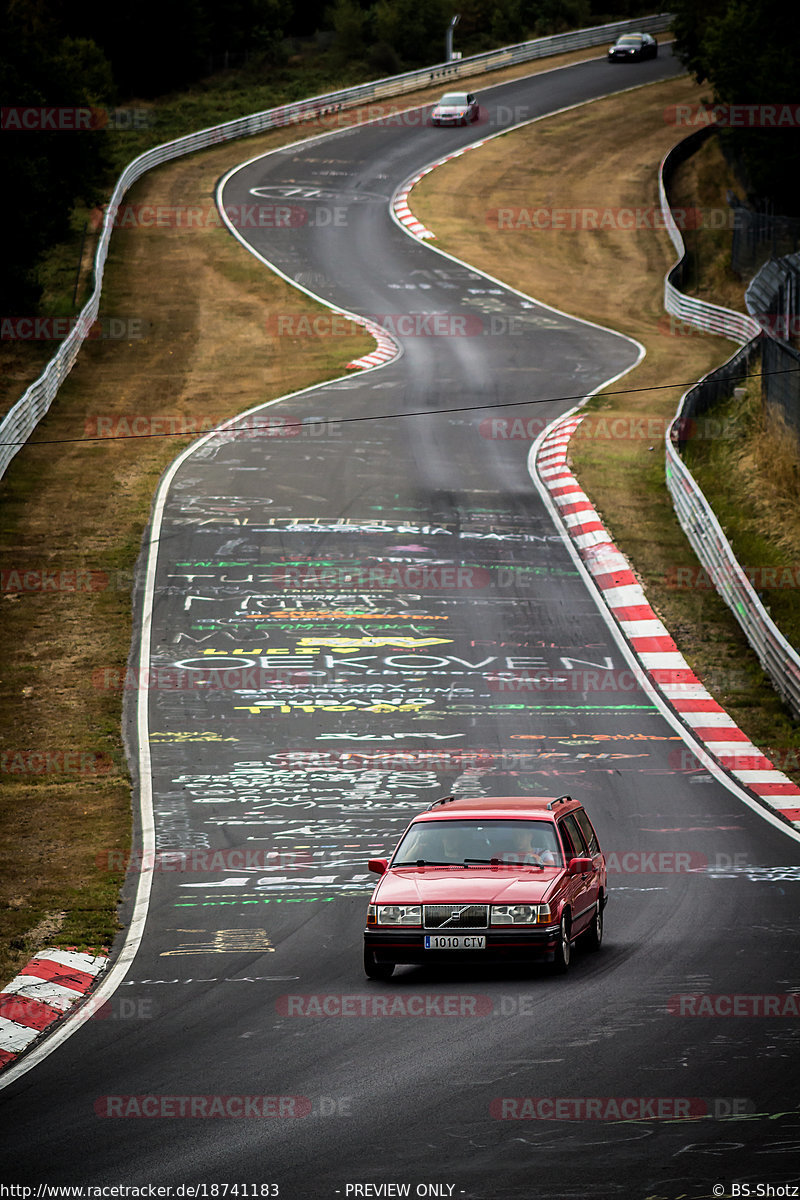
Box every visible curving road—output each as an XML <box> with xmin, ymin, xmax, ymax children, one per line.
<box><xmin>3</xmin><ymin>49</ymin><xmax>800</xmax><ymax>1200</ymax></box>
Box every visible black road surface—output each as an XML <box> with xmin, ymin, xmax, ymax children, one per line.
<box><xmin>3</xmin><ymin>49</ymin><xmax>800</xmax><ymax>1200</ymax></box>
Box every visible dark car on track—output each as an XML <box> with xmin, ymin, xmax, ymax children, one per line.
<box><xmin>607</xmin><ymin>32</ymin><xmax>658</xmax><ymax>61</ymax></box>
<box><xmin>363</xmin><ymin>793</ymin><xmax>607</xmax><ymax>979</ymax></box>
<box><xmin>430</xmin><ymin>92</ymin><xmax>479</xmax><ymax>125</ymax></box>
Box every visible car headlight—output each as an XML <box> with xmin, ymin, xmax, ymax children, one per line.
<box><xmin>491</xmin><ymin>903</ymin><xmax>552</xmax><ymax>925</ymax></box>
<box><xmin>367</xmin><ymin>904</ymin><xmax>422</xmax><ymax>926</ymax></box>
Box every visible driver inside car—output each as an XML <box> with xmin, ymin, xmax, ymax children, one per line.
<box><xmin>501</xmin><ymin>824</ymin><xmax>557</xmax><ymax>866</ymax></box>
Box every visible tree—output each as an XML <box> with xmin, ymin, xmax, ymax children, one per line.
<box><xmin>327</xmin><ymin>0</ymin><xmax>371</xmax><ymax>65</ymax></box>
<box><xmin>372</xmin><ymin>0</ymin><xmax>450</xmax><ymax>66</ymax></box>
<box><xmin>671</xmin><ymin>0</ymin><xmax>800</xmax><ymax>213</ymax></box>
<box><xmin>0</xmin><ymin>4</ymin><xmax>114</xmax><ymax>309</ymax></box>
<box><xmin>491</xmin><ymin>2</ymin><xmax>526</xmax><ymax>46</ymax></box>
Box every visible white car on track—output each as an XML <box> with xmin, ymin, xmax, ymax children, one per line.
<box><xmin>431</xmin><ymin>92</ymin><xmax>479</xmax><ymax>126</ymax></box>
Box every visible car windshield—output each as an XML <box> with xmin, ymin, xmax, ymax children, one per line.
<box><xmin>392</xmin><ymin>819</ymin><xmax>563</xmax><ymax>868</ymax></box>
<box><xmin>440</xmin><ymin>94</ymin><xmax>468</xmax><ymax>106</ymax></box>
<box><xmin>616</xmin><ymin>36</ymin><xmax>641</xmax><ymax>44</ymax></box>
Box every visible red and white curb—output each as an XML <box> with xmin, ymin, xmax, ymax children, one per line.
<box><xmin>346</xmin><ymin>313</ymin><xmax>400</xmax><ymax>370</ymax></box>
<box><xmin>393</xmin><ymin>170</ymin><xmax>437</xmax><ymax>239</ymax></box>
<box><xmin>536</xmin><ymin>415</ymin><xmax>800</xmax><ymax>826</ymax></box>
<box><xmin>393</xmin><ymin>142</ymin><xmax>489</xmax><ymax>240</ymax></box>
<box><xmin>0</xmin><ymin>948</ymin><xmax>109</xmax><ymax>1071</ymax></box>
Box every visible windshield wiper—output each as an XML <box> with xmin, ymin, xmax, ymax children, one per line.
<box><xmin>466</xmin><ymin>856</ymin><xmax>546</xmax><ymax>869</ymax></box>
<box><xmin>394</xmin><ymin>859</ymin><xmax>467</xmax><ymax>867</ymax></box>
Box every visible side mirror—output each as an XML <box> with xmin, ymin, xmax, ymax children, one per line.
<box><xmin>367</xmin><ymin>858</ymin><xmax>388</xmax><ymax>876</ymax></box>
<box><xmin>568</xmin><ymin>857</ymin><xmax>594</xmax><ymax>876</ymax></box>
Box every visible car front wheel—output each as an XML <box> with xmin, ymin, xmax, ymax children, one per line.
<box><xmin>551</xmin><ymin>914</ymin><xmax>571</xmax><ymax>974</ymax></box>
<box><xmin>364</xmin><ymin>946</ymin><xmax>394</xmax><ymax>980</ymax></box>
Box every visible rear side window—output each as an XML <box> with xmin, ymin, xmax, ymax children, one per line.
<box><xmin>573</xmin><ymin>808</ymin><xmax>600</xmax><ymax>855</ymax></box>
<box><xmin>558</xmin><ymin>814</ymin><xmax>588</xmax><ymax>859</ymax></box>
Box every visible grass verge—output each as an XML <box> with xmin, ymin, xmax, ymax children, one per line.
<box><xmin>682</xmin><ymin>369</ymin><xmax>800</xmax><ymax>649</ymax></box>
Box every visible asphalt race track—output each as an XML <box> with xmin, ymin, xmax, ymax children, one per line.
<box><xmin>2</xmin><ymin>48</ymin><xmax>800</xmax><ymax>1200</ymax></box>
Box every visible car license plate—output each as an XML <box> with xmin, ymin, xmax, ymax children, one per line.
<box><xmin>424</xmin><ymin>934</ymin><xmax>486</xmax><ymax>950</ymax></box>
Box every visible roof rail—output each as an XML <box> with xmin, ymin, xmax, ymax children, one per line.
<box><xmin>546</xmin><ymin>794</ymin><xmax>573</xmax><ymax>810</ymax></box>
<box><xmin>427</xmin><ymin>794</ymin><xmax>456</xmax><ymax>810</ymax></box>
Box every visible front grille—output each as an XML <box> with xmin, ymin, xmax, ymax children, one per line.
<box><xmin>424</xmin><ymin>904</ymin><xmax>488</xmax><ymax>929</ymax></box>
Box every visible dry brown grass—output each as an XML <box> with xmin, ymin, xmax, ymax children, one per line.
<box><xmin>750</xmin><ymin>411</ymin><xmax>800</xmax><ymax>554</ymax></box>
<box><xmin>668</xmin><ymin>134</ymin><xmax>749</xmax><ymax>310</ymax></box>
<box><xmin>682</xmin><ymin>370</ymin><xmax>800</xmax><ymax>648</ymax></box>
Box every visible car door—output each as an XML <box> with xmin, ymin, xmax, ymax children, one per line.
<box><xmin>573</xmin><ymin>806</ymin><xmax>605</xmax><ymax>913</ymax></box>
<box><xmin>557</xmin><ymin>813</ymin><xmax>598</xmax><ymax>936</ymax></box>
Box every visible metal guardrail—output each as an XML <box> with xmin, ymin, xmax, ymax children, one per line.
<box><xmin>0</xmin><ymin>13</ymin><xmax>674</xmax><ymax>482</ymax></box>
<box><xmin>666</xmin><ymin>425</ymin><xmax>800</xmax><ymax>720</ymax></box>
<box><xmin>731</xmin><ymin>200</ymin><xmax>800</xmax><ymax>277</ymax></box>
<box><xmin>745</xmin><ymin>253</ymin><xmax>800</xmax><ymax>440</ymax></box>
<box><xmin>745</xmin><ymin>254</ymin><xmax>800</xmax><ymax>327</ymax></box>
<box><xmin>658</xmin><ymin>128</ymin><xmax>762</xmax><ymax>345</ymax></box>
<box><xmin>660</xmin><ymin>132</ymin><xmax>800</xmax><ymax>719</ymax></box>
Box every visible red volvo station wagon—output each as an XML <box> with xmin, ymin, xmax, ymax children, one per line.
<box><xmin>364</xmin><ymin>794</ymin><xmax>607</xmax><ymax>979</ymax></box>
